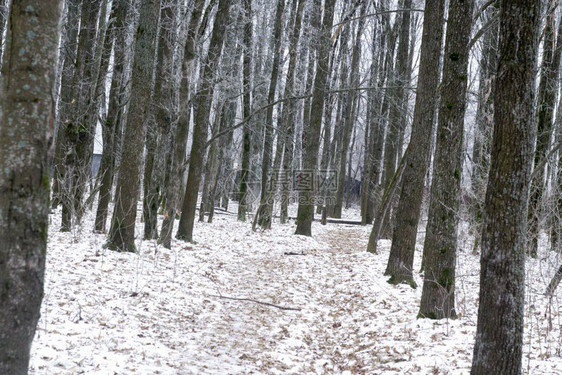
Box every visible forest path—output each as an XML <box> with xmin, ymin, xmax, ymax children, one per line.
<box><xmin>30</xmin><ymin>212</ymin><xmax>562</xmax><ymax>374</ymax></box>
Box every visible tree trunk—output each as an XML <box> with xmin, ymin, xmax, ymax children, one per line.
<box><xmin>176</xmin><ymin>0</ymin><xmax>232</xmax><ymax>242</ymax></box>
<box><xmin>470</xmin><ymin>5</ymin><xmax>498</xmax><ymax>254</ymax></box>
<box><xmin>237</xmin><ymin>0</ymin><xmax>253</xmax><ymax>222</ymax></box>
<box><xmin>0</xmin><ymin>1</ymin><xmax>61</xmax><ymax>372</ymax></box>
<box><xmin>94</xmin><ymin>0</ymin><xmax>130</xmax><ymax>233</ymax></box>
<box><xmin>51</xmin><ymin>0</ymin><xmax>81</xmax><ymax>210</ymax></box>
<box><xmin>60</xmin><ymin>0</ymin><xmax>103</xmax><ymax>231</ymax></box>
<box><xmin>255</xmin><ymin>0</ymin><xmax>285</xmax><ymax>230</ymax></box>
<box><xmin>143</xmin><ymin>1</ymin><xmax>177</xmax><ymax>240</ymax></box>
<box><xmin>418</xmin><ymin>0</ymin><xmax>475</xmax><ymax>320</ymax></box>
<box><xmin>382</xmin><ymin>0</ymin><xmax>411</xmax><ymax>194</ymax></box>
<box><xmin>528</xmin><ymin>5</ymin><xmax>561</xmax><ymax>257</ymax></box>
<box><xmin>280</xmin><ymin>1</ymin><xmax>307</xmax><ymax>224</ymax></box>
<box><xmin>384</xmin><ymin>0</ymin><xmax>445</xmax><ymax>287</ymax></box>
<box><xmin>471</xmin><ymin>1</ymin><xmax>540</xmax><ymax>373</ymax></box>
<box><xmin>332</xmin><ymin>3</ymin><xmax>365</xmax><ymax>219</ymax></box>
<box><xmin>294</xmin><ymin>0</ymin><xmax>336</xmax><ymax>236</ymax></box>
<box><xmin>159</xmin><ymin>0</ymin><xmax>206</xmax><ymax>248</ymax></box>
<box><xmin>361</xmin><ymin>23</ymin><xmax>386</xmax><ymax>226</ymax></box>
<box><xmin>106</xmin><ymin>0</ymin><xmax>161</xmax><ymax>252</ymax></box>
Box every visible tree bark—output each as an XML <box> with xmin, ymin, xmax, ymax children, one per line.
<box><xmin>237</xmin><ymin>0</ymin><xmax>253</xmax><ymax>222</ymax></box>
<box><xmin>384</xmin><ymin>0</ymin><xmax>445</xmax><ymax>287</ymax></box>
<box><xmin>159</xmin><ymin>0</ymin><xmax>206</xmax><ymax>248</ymax></box>
<box><xmin>471</xmin><ymin>1</ymin><xmax>540</xmax><ymax>373</ymax></box>
<box><xmin>60</xmin><ymin>0</ymin><xmax>103</xmax><ymax>231</ymax></box>
<box><xmin>470</xmin><ymin>4</ymin><xmax>498</xmax><ymax>254</ymax></box>
<box><xmin>0</xmin><ymin>1</ymin><xmax>61</xmax><ymax>373</ymax></box>
<box><xmin>254</xmin><ymin>0</ymin><xmax>285</xmax><ymax>229</ymax></box>
<box><xmin>106</xmin><ymin>0</ymin><xmax>161</xmax><ymax>252</ymax></box>
<box><xmin>143</xmin><ymin>0</ymin><xmax>177</xmax><ymax>240</ymax></box>
<box><xmin>294</xmin><ymin>0</ymin><xmax>336</xmax><ymax>236</ymax></box>
<box><xmin>51</xmin><ymin>0</ymin><xmax>81</xmax><ymax>210</ymax></box>
<box><xmin>94</xmin><ymin>0</ymin><xmax>130</xmax><ymax>233</ymax></box>
<box><xmin>418</xmin><ymin>0</ymin><xmax>475</xmax><ymax>320</ymax></box>
<box><xmin>176</xmin><ymin>0</ymin><xmax>232</xmax><ymax>242</ymax></box>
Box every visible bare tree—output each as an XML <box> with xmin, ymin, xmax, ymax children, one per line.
<box><xmin>418</xmin><ymin>0</ymin><xmax>475</xmax><ymax>320</ymax></box>
<box><xmin>176</xmin><ymin>0</ymin><xmax>232</xmax><ymax>242</ymax></box>
<box><xmin>471</xmin><ymin>0</ymin><xmax>541</xmax><ymax>373</ymax></box>
<box><xmin>0</xmin><ymin>0</ymin><xmax>61</xmax><ymax>372</ymax></box>
<box><xmin>383</xmin><ymin>0</ymin><xmax>446</xmax><ymax>286</ymax></box>
<box><xmin>159</xmin><ymin>0</ymin><xmax>207</xmax><ymax>249</ymax></box>
<box><xmin>94</xmin><ymin>0</ymin><xmax>131</xmax><ymax>233</ymax></box>
<box><xmin>106</xmin><ymin>0</ymin><xmax>161</xmax><ymax>252</ymax></box>
<box><xmin>294</xmin><ymin>0</ymin><xmax>336</xmax><ymax>236</ymax></box>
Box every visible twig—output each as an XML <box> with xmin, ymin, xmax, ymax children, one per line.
<box><xmin>209</xmin><ymin>294</ymin><xmax>302</xmax><ymax>311</ymax></box>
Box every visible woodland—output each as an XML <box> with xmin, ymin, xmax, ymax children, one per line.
<box><xmin>1</xmin><ymin>0</ymin><xmax>562</xmax><ymax>374</ymax></box>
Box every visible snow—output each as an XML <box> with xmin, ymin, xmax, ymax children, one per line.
<box><xmin>29</xmin><ymin>205</ymin><xmax>562</xmax><ymax>374</ymax></box>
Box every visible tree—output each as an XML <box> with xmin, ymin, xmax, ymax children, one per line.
<box><xmin>51</xmin><ymin>0</ymin><xmax>81</xmax><ymax>211</ymax></box>
<box><xmin>255</xmin><ymin>0</ymin><xmax>285</xmax><ymax>230</ymax></box>
<box><xmin>60</xmin><ymin>0</ymin><xmax>103</xmax><ymax>231</ymax></box>
<box><xmin>418</xmin><ymin>0</ymin><xmax>475</xmax><ymax>320</ymax></box>
<box><xmin>330</xmin><ymin>2</ymin><xmax>365</xmax><ymax>220</ymax></box>
<box><xmin>471</xmin><ymin>0</ymin><xmax>541</xmax><ymax>373</ymax></box>
<box><xmin>94</xmin><ymin>0</ymin><xmax>131</xmax><ymax>233</ymax></box>
<box><xmin>381</xmin><ymin>0</ymin><xmax>411</xmax><ymax>220</ymax></box>
<box><xmin>106</xmin><ymin>0</ymin><xmax>161</xmax><ymax>252</ymax></box>
<box><xmin>529</xmin><ymin>4</ymin><xmax>561</xmax><ymax>257</ymax></box>
<box><xmin>384</xmin><ymin>0</ymin><xmax>446</xmax><ymax>286</ymax></box>
<box><xmin>237</xmin><ymin>0</ymin><xmax>254</xmax><ymax>222</ymax></box>
<box><xmin>295</xmin><ymin>0</ymin><xmax>336</xmax><ymax>236</ymax></box>
<box><xmin>279</xmin><ymin>0</ymin><xmax>305</xmax><ymax>224</ymax></box>
<box><xmin>143</xmin><ymin>0</ymin><xmax>178</xmax><ymax>240</ymax></box>
<box><xmin>176</xmin><ymin>0</ymin><xmax>232</xmax><ymax>243</ymax></box>
<box><xmin>470</xmin><ymin>3</ymin><xmax>498</xmax><ymax>254</ymax></box>
<box><xmin>0</xmin><ymin>0</ymin><xmax>62</xmax><ymax>372</ymax></box>
<box><xmin>159</xmin><ymin>0</ymin><xmax>207</xmax><ymax>249</ymax></box>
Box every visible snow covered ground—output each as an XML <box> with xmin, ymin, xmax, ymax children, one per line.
<box><xmin>29</xmin><ymin>205</ymin><xmax>562</xmax><ymax>374</ymax></box>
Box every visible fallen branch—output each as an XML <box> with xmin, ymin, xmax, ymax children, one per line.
<box><xmin>209</xmin><ymin>294</ymin><xmax>302</xmax><ymax>311</ymax></box>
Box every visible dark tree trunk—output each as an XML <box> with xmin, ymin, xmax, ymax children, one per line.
<box><xmin>370</xmin><ymin>15</ymin><xmax>397</xmax><ymax>239</ymax></box>
<box><xmin>382</xmin><ymin>0</ymin><xmax>411</xmax><ymax>195</ymax></box>
<box><xmin>384</xmin><ymin>0</ymin><xmax>445</xmax><ymax>287</ymax></box>
<box><xmin>528</xmin><ymin>7</ymin><xmax>561</xmax><ymax>257</ymax></box>
<box><xmin>60</xmin><ymin>0</ymin><xmax>103</xmax><ymax>231</ymax></box>
<box><xmin>332</xmin><ymin>3</ymin><xmax>365</xmax><ymax>219</ymax></box>
<box><xmin>280</xmin><ymin>0</ymin><xmax>307</xmax><ymax>224</ymax></box>
<box><xmin>418</xmin><ymin>0</ymin><xmax>475</xmax><ymax>320</ymax></box>
<box><xmin>143</xmin><ymin>1</ymin><xmax>177</xmax><ymax>240</ymax></box>
<box><xmin>0</xmin><ymin>1</ymin><xmax>61</xmax><ymax>373</ymax></box>
<box><xmin>94</xmin><ymin>0</ymin><xmax>130</xmax><ymax>233</ymax></box>
<box><xmin>176</xmin><ymin>0</ymin><xmax>232</xmax><ymax>242</ymax></box>
<box><xmin>471</xmin><ymin>1</ymin><xmax>540</xmax><ymax>373</ymax></box>
<box><xmin>294</xmin><ymin>0</ymin><xmax>336</xmax><ymax>236</ymax></box>
<box><xmin>51</xmin><ymin>0</ymin><xmax>81</xmax><ymax>210</ymax></box>
<box><xmin>237</xmin><ymin>0</ymin><xmax>253</xmax><ymax>222</ymax></box>
<box><xmin>470</xmin><ymin>5</ymin><xmax>498</xmax><ymax>253</ymax></box>
<box><xmin>159</xmin><ymin>0</ymin><xmax>206</xmax><ymax>248</ymax></box>
<box><xmin>106</xmin><ymin>0</ymin><xmax>161</xmax><ymax>252</ymax></box>
<box><xmin>361</xmin><ymin>23</ymin><xmax>385</xmax><ymax>226</ymax></box>
<box><xmin>255</xmin><ymin>0</ymin><xmax>285</xmax><ymax>230</ymax></box>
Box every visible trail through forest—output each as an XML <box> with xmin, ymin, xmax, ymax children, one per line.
<box><xmin>28</xmin><ymin>208</ymin><xmax>562</xmax><ymax>374</ymax></box>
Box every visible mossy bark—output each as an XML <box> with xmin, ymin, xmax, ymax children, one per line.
<box><xmin>419</xmin><ymin>0</ymin><xmax>475</xmax><ymax>320</ymax></box>
<box><xmin>471</xmin><ymin>1</ymin><xmax>541</xmax><ymax>373</ymax></box>
<box><xmin>384</xmin><ymin>0</ymin><xmax>446</xmax><ymax>287</ymax></box>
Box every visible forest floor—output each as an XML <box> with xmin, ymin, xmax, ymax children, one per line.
<box><xmin>29</xmin><ymin>205</ymin><xmax>562</xmax><ymax>374</ymax></box>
